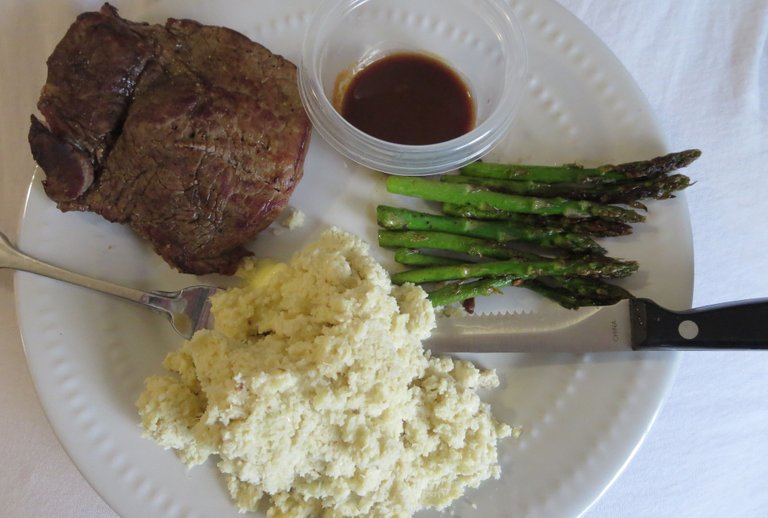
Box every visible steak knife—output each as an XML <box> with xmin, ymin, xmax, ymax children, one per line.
<box><xmin>426</xmin><ymin>298</ymin><xmax>768</xmax><ymax>353</ymax></box>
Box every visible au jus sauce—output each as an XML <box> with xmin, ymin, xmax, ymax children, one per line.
<box><xmin>339</xmin><ymin>53</ymin><xmax>475</xmax><ymax>145</ymax></box>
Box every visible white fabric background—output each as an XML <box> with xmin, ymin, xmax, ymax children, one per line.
<box><xmin>0</xmin><ymin>1</ymin><xmax>766</xmax><ymax>517</ymax></box>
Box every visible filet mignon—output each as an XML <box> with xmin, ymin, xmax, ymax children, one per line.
<box><xmin>29</xmin><ymin>3</ymin><xmax>311</xmax><ymax>275</ymax></box>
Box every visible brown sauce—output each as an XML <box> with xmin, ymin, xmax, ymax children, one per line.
<box><xmin>339</xmin><ymin>53</ymin><xmax>475</xmax><ymax>145</ymax></box>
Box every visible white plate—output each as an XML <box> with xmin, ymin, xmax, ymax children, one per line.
<box><xmin>15</xmin><ymin>0</ymin><xmax>693</xmax><ymax>517</ymax></box>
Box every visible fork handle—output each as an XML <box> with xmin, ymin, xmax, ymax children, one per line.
<box><xmin>1</xmin><ymin>230</ymin><xmax>150</xmax><ymax>305</ymax></box>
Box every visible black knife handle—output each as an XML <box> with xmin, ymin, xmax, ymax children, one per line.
<box><xmin>630</xmin><ymin>298</ymin><xmax>768</xmax><ymax>350</ymax></box>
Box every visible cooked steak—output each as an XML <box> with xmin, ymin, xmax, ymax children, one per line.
<box><xmin>29</xmin><ymin>3</ymin><xmax>311</xmax><ymax>274</ymax></box>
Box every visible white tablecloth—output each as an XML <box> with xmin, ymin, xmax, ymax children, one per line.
<box><xmin>1</xmin><ymin>1</ymin><xmax>766</xmax><ymax>517</ymax></box>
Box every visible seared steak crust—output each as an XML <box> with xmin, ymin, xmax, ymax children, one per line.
<box><xmin>29</xmin><ymin>4</ymin><xmax>310</xmax><ymax>274</ymax></box>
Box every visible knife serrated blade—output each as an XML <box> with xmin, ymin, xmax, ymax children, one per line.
<box><xmin>425</xmin><ymin>297</ymin><xmax>768</xmax><ymax>353</ymax></box>
<box><xmin>426</xmin><ymin>300</ymin><xmax>633</xmax><ymax>353</ymax></box>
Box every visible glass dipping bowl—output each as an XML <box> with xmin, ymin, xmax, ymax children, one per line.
<box><xmin>299</xmin><ymin>0</ymin><xmax>528</xmax><ymax>176</ymax></box>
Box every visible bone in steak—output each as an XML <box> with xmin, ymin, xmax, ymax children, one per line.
<box><xmin>28</xmin><ymin>3</ymin><xmax>311</xmax><ymax>275</ymax></box>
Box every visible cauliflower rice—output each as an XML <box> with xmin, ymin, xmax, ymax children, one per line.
<box><xmin>137</xmin><ymin>227</ymin><xmax>511</xmax><ymax>517</ymax></box>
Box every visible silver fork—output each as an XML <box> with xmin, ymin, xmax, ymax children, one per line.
<box><xmin>0</xmin><ymin>231</ymin><xmax>219</xmax><ymax>340</ymax></box>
